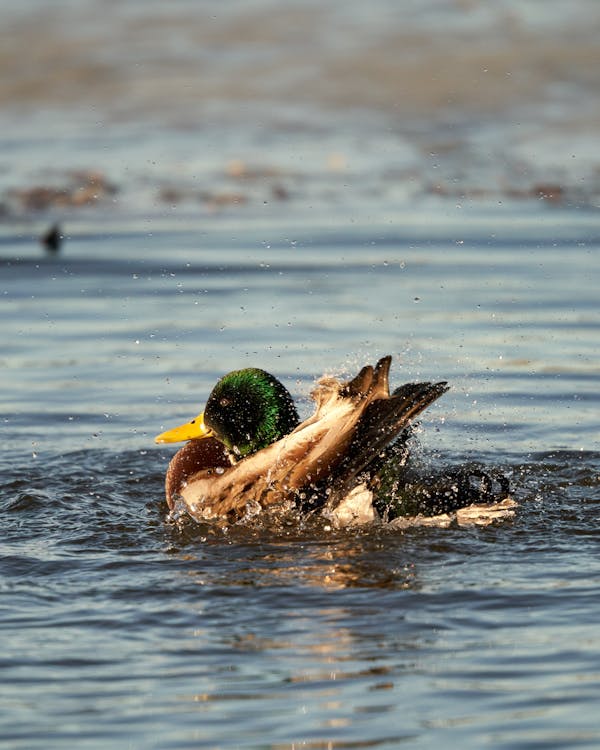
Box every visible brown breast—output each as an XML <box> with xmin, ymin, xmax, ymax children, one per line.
<box><xmin>164</xmin><ymin>437</ymin><xmax>231</xmax><ymax>509</ymax></box>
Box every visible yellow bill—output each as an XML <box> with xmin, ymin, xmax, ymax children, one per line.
<box><xmin>154</xmin><ymin>411</ymin><xmax>213</xmax><ymax>444</ymax></box>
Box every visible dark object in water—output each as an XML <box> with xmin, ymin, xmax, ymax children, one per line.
<box><xmin>40</xmin><ymin>223</ymin><xmax>62</xmax><ymax>253</ymax></box>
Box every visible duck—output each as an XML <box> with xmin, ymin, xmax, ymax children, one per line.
<box><xmin>155</xmin><ymin>356</ymin><xmax>511</xmax><ymax>525</ymax></box>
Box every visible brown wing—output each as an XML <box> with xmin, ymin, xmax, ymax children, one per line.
<box><xmin>326</xmin><ymin>379</ymin><xmax>449</xmax><ymax>500</ymax></box>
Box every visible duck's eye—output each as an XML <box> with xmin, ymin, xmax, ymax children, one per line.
<box><xmin>219</xmin><ymin>397</ymin><xmax>231</xmax><ymax>408</ymax></box>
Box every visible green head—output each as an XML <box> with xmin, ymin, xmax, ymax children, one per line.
<box><xmin>203</xmin><ymin>368</ymin><xmax>299</xmax><ymax>457</ymax></box>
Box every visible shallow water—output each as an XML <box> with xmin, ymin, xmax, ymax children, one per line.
<box><xmin>2</xmin><ymin>1</ymin><xmax>600</xmax><ymax>747</ymax></box>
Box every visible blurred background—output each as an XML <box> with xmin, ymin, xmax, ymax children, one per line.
<box><xmin>2</xmin><ymin>0</ymin><xmax>600</xmax><ymax>220</ymax></box>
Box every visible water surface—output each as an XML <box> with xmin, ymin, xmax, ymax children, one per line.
<box><xmin>1</xmin><ymin>2</ymin><xmax>600</xmax><ymax>747</ymax></box>
<box><xmin>2</xmin><ymin>209</ymin><xmax>599</xmax><ymax>749</ymax></box>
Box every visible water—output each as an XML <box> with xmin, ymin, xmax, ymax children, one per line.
<box><xmin>2</xmin><ymin>211</ymin><xmax>599</xmax><ymax>748</ymax></box>
<box><xmin>2</xmin><ymin>1</ymin><xmax>600</xmax><ymax>748</ymax></box>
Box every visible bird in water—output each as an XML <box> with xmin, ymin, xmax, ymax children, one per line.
<box><xmin>40</xmin><ymin>223</ymin><xmax>62</xmax><ymax>253</ymax></box>
<box><xmin>155</xmin><ymin>356</ymin><xmax>509</xmax><ymax>525</ymax></box>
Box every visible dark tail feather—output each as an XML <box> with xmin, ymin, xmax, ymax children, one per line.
<box><xmin>375</xmin><ymin>466</ymin><xmax>511</xmax><ymax>519</ymax></box>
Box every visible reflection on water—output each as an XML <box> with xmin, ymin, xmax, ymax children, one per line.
<box><xmin>175</xmin><ymin>531</ymin><xmax>422</xmax><ymax>591</ymax></box>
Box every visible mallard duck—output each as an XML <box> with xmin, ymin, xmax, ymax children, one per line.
<box><xmin>155</xmin><ymin>356</ymin><xmax>511</xmax><ymax>524</ymax></box>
